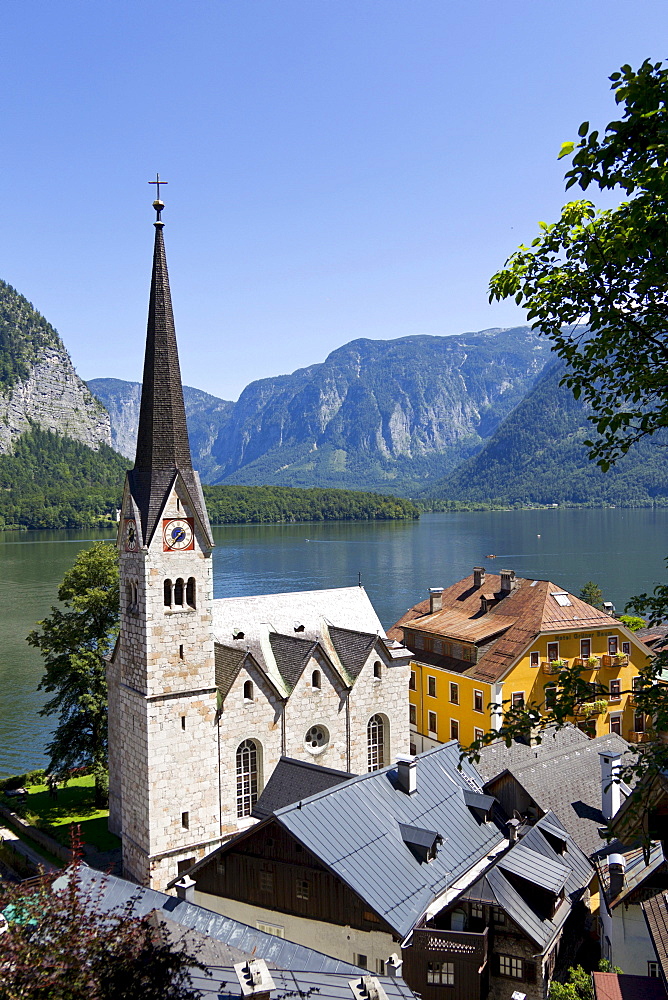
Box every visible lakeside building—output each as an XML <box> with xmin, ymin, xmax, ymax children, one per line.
<box><xmin>388</xmin><ymin>568</ymin><xmax>652</xmax><ymax>751</ymax></box>
<box><xmin>176</xmin><ymin>743</ymin><xmax>594</xmax><ymax>1000</ymax></box>
<box><xmin>107</xmin><ymin>197</ymin><xmax>411</xmax><ymax>891</ymax></box>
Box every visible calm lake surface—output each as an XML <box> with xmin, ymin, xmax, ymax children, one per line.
<box><xmin>1</xmin><ymin>509</ymin><xmax>667</xmax><ymax>778</ymax></box>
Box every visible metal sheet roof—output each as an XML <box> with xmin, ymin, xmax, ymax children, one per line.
<box><xmin>497</xmin><ymin>845</ymin><xmax>570</xmax><ymax>894</ymax></box>
<box><xmin>54</xmin><ymin>866</ymin><xmax>364</xmax><ymax>975</ymax></box>
<box><xmin>270</xmin><ymin>743</ymin><xmax>505</xmax><ymax>939</ymax></box>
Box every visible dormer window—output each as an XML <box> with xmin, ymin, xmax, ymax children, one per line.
<box><xmin>398</xmin><ymin>823</ymin><xmax>442</xmax><ymax>863</ymax></box>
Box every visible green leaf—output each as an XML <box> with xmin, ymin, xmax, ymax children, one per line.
<box><xmin>558</xmin><ymin>141</ymin><xmax>575</xmax><ymax>160</ymax></box>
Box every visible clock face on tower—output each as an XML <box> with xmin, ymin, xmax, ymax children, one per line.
<box><xmin>124</xmin><ymin>518</ymin><xmax>138</xmax><ymax>552</ymax></box>
<box><xmin>163</xmin><ymin>517</ymin><xmax>194</xmax><ymax>551</ymax></box>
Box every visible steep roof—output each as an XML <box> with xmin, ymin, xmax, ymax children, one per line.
<box><xmin>54</xmin><ymin>865</ymin><xmax>363</xmax><ymax>975</ymax></box>
<box><xmin>597</xmin><ymin>842</ymin><xmax>665</xmax><ymax>908</ymax></box>
<box><xmin>462</xmin><ymin>812</ymin><xmax>592</xmax><ymax>951</ymax></box>
<box><xmin>389</xmin><ymin>574</ymin><xmax>623</xmax><ymax>683</ymax></box>
<box><xmin>642</xmin><ymin>891</ymin><xmax>668</xmax><ymax>986</ymax></box>
<box><xmin>128</xmin><ymin>213</ymin><xmax>211</xmax><ymax>546</ymax></box>
<box><xmin>476</xmin><ymin>725</ymin><xmax>633</xmax><ymax>856</ymax></box>
<box><xmin>252</xmin><ymin>757</ymin><xmax>355</xmax><ymax>819</ymax></box>
<box><xmin>189</xmin><ymin>742</ymin><xmax>506</xmax><ymax>939</ymax></box>
<box><xmin>211</xmin><ymin>587</ymin><xmax>407</xmax><ymax>696</ymax></box>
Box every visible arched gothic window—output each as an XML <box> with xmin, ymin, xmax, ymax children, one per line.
<box><xmin>236</xmin><ymin>739</ymin><xmax>259</xmax><ymax>818</ymax></box>
<box><xmin>367</xmin><ymin>714</ymin><xmax>386</xmax><ymax>772</ymax></box>
<box><xmin>186</xmin><ymin>577</ymin><xmax>196</xmax><ymax>609</ymax></box>
<box><xmin>174</xmin><ymin>578</ymin><xmax>184</xmax><ymax>606</ymax></box>
<box><xmin>164</xmin><ymin>580</ymin><xmax>172</xmax><ymax>607</ymax></box>
<box><xmin>243</xmin><ymin>680</ymin><xmax>254</xmax><ymax>702</ymax></box>
<box><xmin>311</xmin><ymin>669</ymin><xmax>321</xmax><ymax>689</ymax></box>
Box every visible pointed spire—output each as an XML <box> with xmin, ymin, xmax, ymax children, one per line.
<box><xmin>128</xmin><ymin>191</ymin><xmax>212</xmax><ymax>546</ymax></box>
<box><xmin>134</xmin><ymin>213</ymin><xmax>192</xmax><ymax>473</ymax></box>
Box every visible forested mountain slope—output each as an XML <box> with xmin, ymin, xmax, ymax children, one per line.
<box><xmin>431</xmin><ymin>360</ymin><xmax>668</xmax><ymax>506</ymax></box>
<box><xmin>93</xmin><ymin>327</ymin><xmax>552</xmax><ymax>492</ymax></box>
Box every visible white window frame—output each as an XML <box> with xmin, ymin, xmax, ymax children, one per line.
<box><xmin>511</xmin><ymin>691</ymin><xmax>525</xmax><ymax>709</ymax></box>
<box><xmin>580</xmin><ymin>638</ymin><xmax>592</xmax><ymax>659</ymax></box>
<box><xmin>473</xmin><ymin>689</ymin><xmax>484</xmax><ymax>713</ymax></box>
<box><xmin>427</xmin><ymin>675</ymin><xmax>437</xmax><ymax>698</ymax></box>
<box><xmin>428</xmin><ymin>711</ymin><xmax>437</xmax><ymax>736</ymax></box>
<box><xmin>450</xmin><ymin>718</ymin><xmax>459</xmax><ymax>742</ymax></box>
<box><xmin>530</xmin><ymin>650</ymin><xmax>540</xmax><ymax>668</ymax></box>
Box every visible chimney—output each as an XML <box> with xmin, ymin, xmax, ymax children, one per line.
<box><xmin>174</xmin><ymin>874</ymin><xmax>196</xmax><ymax>903</ymax></box>
<box><xmin>235</xmin><ymin>960</ymin><xmax>275</xmax><ymax>1000</ymax></box>
<box><xmin>396</xmin><ymin>755</ymin><xmax>418</xmax><ymax>795</ymax></box>
<box><xmin>386</xmin><ymin>955</ymin><xmax>403</xmax><ymax>978</ymax></box>
<box><xmin>608</xmin><ymin>853</ymin><xmax>626</xmax><ymax>899</ymax></box>
<box><xmin>349</xmin><ymin>978</ymin><xmax>389</xmax><ymax>1000</ymax></box>
<box><xmin>473</xmin><ymin>567</ymin><xmax>486</xmax><ymax>589</ymax></box>
<box><xmin>429</xmin><ymin>588</ymin><xmax>444</xmax><ymax>613</ymax></box>
<box><xmin>507</xmin><ymin>818</ymin><xmax>520</xmax><ymax>845</ymax></box>
<box><xmin>599</xmin><ymin>751</ymin><xmax>622</xmax><ymax>821</ymax></box>
<box><xmin>500</xmin><ymin>569</ymin><xmax>516</xmax><ymax>593</ymax></box>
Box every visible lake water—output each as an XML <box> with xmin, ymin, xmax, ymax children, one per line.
<box><xmin>1</xmin><ymin>509</ymin><xmax>667</xmax><ymax>778</ymax></box>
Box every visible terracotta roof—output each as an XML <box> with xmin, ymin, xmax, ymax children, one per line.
<box><xmin>592</xmin><ymin>973</ymin><xmax>667</xmax><ymax>1000</ymax></box>
<box><xmin>389</xmin><ymin>574</ymin><xmax>621</xmax><ymax>684</ymax></box>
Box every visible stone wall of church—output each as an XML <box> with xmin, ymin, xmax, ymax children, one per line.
<box><xmin>281</xmin><ymin>651</ymin><xmax>350</xmax><ymax>772</ymax></box>
<box><xmin>348</xmin><ymin>648</ymin><xmax>411</xmax><ymax>773</ymax></box>
<box><xmin>116</xmin><ymin>484</ymin><xmax>222</xmax><ymax>890</ymax></box>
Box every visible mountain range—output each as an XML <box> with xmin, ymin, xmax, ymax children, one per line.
<box><xmin>2</xmin><ymin>271</ymin><xmax>667</xmax><ymax>511</ymax></box>
<box><xmin>89</xmin><ymin>327</ymin><xmax>553</xmax><ymax>494</ymax></box>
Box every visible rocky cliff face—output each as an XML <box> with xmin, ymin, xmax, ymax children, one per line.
<box><xmin>92</xmin><ymin>326</ymin><xmax>553</xmax><ymax>492</ymax></box>
<box><xmin>87</xmin><ymin>379</ymin><xmax>234</xmax><ymax>478</ymax></box>
<box><xmin>0</xmin><ymin>281</ymin><xmax>110</xmax><ymax>454</ymax></box>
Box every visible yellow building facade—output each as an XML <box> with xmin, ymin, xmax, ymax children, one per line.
<box><xmin>392</xmin><ymin>569</ymin><xmax>651</xmax><ymax>754</ymax></box>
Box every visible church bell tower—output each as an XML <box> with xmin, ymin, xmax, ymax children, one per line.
<box><xmin>108</xmin><ymin>186</ymin><xmax>221</xmax><ymax>890</ymax></box>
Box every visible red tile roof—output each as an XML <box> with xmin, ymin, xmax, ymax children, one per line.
<box><xmin>592</xmin><ymin>973</ymin><xmax>667</xmax><ymax>1000</ymax></box>
<box><xmin>388</xmin><ymin>573</ymin><xmax>621</xmax><ymax>684</ymax></box>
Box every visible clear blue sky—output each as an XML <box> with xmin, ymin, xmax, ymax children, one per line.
<box><xmin>1</xmin><ymin>1</ymin><xmax>665</xmax><ymax>399</ymax></box>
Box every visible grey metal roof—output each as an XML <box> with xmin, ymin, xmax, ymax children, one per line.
<box><xmin>460</xmin><ymin>811</ymin><xmax>592</xmax><ymax>952</ymax></box>
<box><xmin>188</xmin><ymin>966</ymin><xmax>419</xmax><ymax>1000</ymax></box>
<box><xmin>54</xmin><ymin>866</ymin><xmax>364</xmax><ymax>975</ymax></box>
<box><xmin>462</xmin><ymin>789</ymin><xmax>496</xmax><ymax>814</ymax></box>
<box><xmin>230</xmin><ymin>742</ymin><xmax>506</xmax><ymax>939</ymax></box>
<box><xmin>497</xmin><ymin>845</ymin><xmax>569</xmax><ymax>894</ymax></box>
<box><xmin>477</xmin><ymin>725</ymin><xmax>633</xmax><ymax>857</ymax></box>
<box><xmin>253</xmin><ymin>757</ymin><xmax>355</xmax><ymax>820</ymax></box>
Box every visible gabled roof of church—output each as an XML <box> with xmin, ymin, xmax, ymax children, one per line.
<box><xmin>328</xmin><ymin>626</ymin><xmax>378</xmax><ymax>681</ymax></box>
<box><xmin>128</xmin><ymin>209</ymin><xmax>211</xmax><ymax>546</ymax></box>
<box><xmin>269</xmin><ymin>633</ymin><xmax>321</xmax><ymax>693</ymax></box>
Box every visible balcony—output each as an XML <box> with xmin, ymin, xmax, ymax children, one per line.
<box><xmin>573</xmin><ymin>656</ymin><xmax>601</xmax><ymax>670</ymax></box>
<box><xmin>543</xmin><ymin>659</ymin><xmax>568</xmax><ymax>676</ymax></box>
<box><xmin>601</xmin><ymin>654</ymin><xmax>629</xmax><ymax>669</ymax></box>
<box><xmin>411</xmin><ymin>924</ymin><xmax>488</xmax><ymax>967</ymax></box>
<box><xmin>575</xmin><ymin>698</ymin><xmax>608</xmax><ymax>719</ymax></box>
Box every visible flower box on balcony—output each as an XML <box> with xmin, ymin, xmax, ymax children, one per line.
<box><xmin>574</xmin><ymin>656</ymin><xmax>601</xmax><ymax>669</ymax></box>
<box><xmin>577</xmin><ymin>699</ymin><xmax>608</xmax><ymax>718</ymax></box>
<box><xmin>543</xmin><ymin>659</ymin><xmax>568</xmax><ymax>676</ymax></box>
<box><xmin>601</xmin><ymin>654</ymin><xmax>627</xmax><ymax>668</ymax></box>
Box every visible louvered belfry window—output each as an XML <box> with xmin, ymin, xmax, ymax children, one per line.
<box><xmin>236</xmin><ymin>739</ymin><xmax>258</xmax><ymax>817</ymax></box>
<box><xmin>367</xmin><ymin>715</ymin><xmax>385</xmax><ymax>772</ymax></box>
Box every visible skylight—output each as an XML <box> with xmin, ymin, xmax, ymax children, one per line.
<box><xmin>551</xmin><ymin>592</ymin><xmax>572</xmax><ymax>607</ymax></box>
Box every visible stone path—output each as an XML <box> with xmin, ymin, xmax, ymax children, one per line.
<box><xmin>0</xmin><ymin>823</ymin><xmax>60</xmax><ymax>874</ymax></box>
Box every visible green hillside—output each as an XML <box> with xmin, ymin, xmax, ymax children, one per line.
<box><xmin>431</xmin><ymin>361</ymin><xmax>668</xmax><ymax>506</ymax></box>
<box><xmin>0</xmin><ymin>428</ymin><xmax>127</xmax><ymax>529</ymax></box>
<box><xmin>0</xmin><ymin>279</ymin><xmax>61</xmax><ymax>393</ymax></box>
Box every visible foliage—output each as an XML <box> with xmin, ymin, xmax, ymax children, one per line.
<box><xmin>489</xmin><ymin>59</ymin><xmax>668</xmax><ymax>473</ymax></box>
<box><xmin>0</xmin><ymin>854</ymin><xmax>207</xmax><ymax>999</ymax></box>
<box><xmin>463</xmin><ymin>60</ymin><xmax>668</xmax><ymax>842</ymax></box>
<box><xmin>429</xmin><ymin>359</ymin><xmax>668</xmax><ymax>507</ymax></box>
<box><xmin>202</xmin><ymin>484</ymin><xmax>419</xmax><ymax>523</ymax></box>
<box><xmin>548</xmin><ymin>964</ymin><xmax>593</xmax><ymax>1000</ymax></box>
<box><xmin>619</xmin><ymin>614</ymin><xmax>646</xmax><ymax>631</ymax></box>
<box><xmin>27</xmin><ymin>543</ymin><xmax>119</xmax><ymax>807</ymax></box>
<box><xmin>0</xmin><ymin>279</ymin><xmax>61</xmax><ymax>394</ymax></box>
<box><xmin>579</xmin><ymin>581</ymin><xmax>604</xmax><ymax>610</ymax></box>
<box><xmin>0</xmin><ymin>427</ymin><xmax>127</xmax><ymax>530</ymax></box>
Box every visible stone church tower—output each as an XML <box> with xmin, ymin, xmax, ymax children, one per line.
<box><xmin>107</xmin><ymin>195</ymin><xmax>221</xmax><ymax>889</ymax></box>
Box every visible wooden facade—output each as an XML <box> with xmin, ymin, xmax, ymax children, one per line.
<box><xmin>194</xmin><ymin>820</ymin><xmax>398</xmax><ymax>938</ymax></box>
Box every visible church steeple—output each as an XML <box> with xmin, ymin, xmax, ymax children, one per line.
<box><xmin>128</xmin><ymin>186</ymin><xmax>212</xmax><ymax>545</ymax></box>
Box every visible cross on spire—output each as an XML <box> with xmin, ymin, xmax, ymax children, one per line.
<box><xmin>149</xmin><ymin>173</ymin><xmax>168</xmax><ymax>221</ymax></box>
